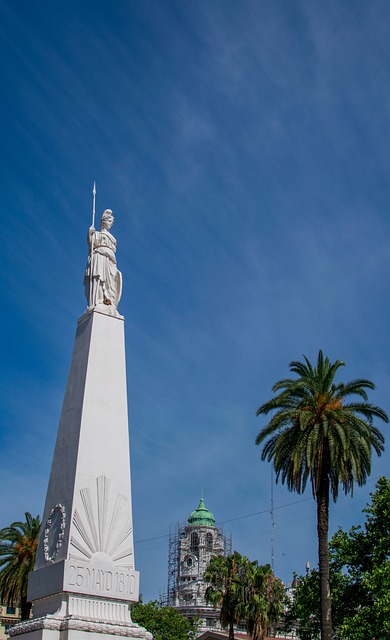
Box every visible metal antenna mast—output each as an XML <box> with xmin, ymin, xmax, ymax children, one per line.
<box><xmin>271</xmin><ymin>465</ymin><xmax>275</xmax><ymax>573</ymax></box>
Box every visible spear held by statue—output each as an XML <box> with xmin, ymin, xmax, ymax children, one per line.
<box><xmin>88</xmin><ymin>181</ymin><xmax>96</xmax><ymax>308</ymax></box>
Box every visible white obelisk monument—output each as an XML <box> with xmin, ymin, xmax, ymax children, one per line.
<box><xmin>11</xmin><ymin>198</ymin><xmax>151</xmax><ymax>640</ymax></box>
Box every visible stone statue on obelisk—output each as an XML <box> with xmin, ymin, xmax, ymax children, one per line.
<box><xmin>84</xmin><ymin>209</ymin><xmax>123</xmax><ymax>312</ymax></box>
<box><xmin>10</xmin><ymin>186</ymin><xmax>151</xmax><ymax>640</ymax></box>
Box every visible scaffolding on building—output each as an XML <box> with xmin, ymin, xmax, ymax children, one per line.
<box><xmin>162</xmin><ymin>519</ymin><xmax>230</xmax><ymax>608</ymax></box>
<box><xmin>166</xmin><ymin>521</ymin><xmax>181</xmax><ymax>606</ymax></box>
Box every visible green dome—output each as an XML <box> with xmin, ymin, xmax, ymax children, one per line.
<box><xmin>187</xmin><ymin>498</ymin><xmax>215</xmax><ymax>527</ymax></box>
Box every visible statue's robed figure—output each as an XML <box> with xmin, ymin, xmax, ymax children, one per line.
<box><xmin>84</xmin><ymin>209</ymin><xmax>122</xmax><ymax>311</ymax></box>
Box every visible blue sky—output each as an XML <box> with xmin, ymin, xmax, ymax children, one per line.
<box><xmin>1</xmin><ymin>0</ymin><xmax>390</xmax><ymax>601</ymax></box>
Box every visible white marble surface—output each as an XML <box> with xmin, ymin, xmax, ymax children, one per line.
<box><xmin>84</xmin><ymin>210</ymin><xmax>122</xmax><ymax>312</ymax></box>
<box><xmin>31</xmin><ymin>308</ymin><xmax>138</xmax><ymax>605</ymax></box>
<box><xmin>12</xmin><ymin>308</ymin><xmax>148</xmax><ymax>640</ymax></box>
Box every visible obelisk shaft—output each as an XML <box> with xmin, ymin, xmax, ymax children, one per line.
<box><xmin>29</xmin><ymin>308</ymin><xmax>139</xmax><ymax>604</ymax></box>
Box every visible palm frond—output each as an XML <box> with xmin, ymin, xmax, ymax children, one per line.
<box><xmin>0</xmin><ymin>513</ymin><xmax>40</xmax><ymax>614</ymax></box>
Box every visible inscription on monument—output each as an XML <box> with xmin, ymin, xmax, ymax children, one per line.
<box><xmin>64</xmin><ymin>560</ymin><xmax>139</xmax><ymax>601</ymax></box>
<box><xmin>68</xmin><ymin>565</ymin><xmax>135</xmax><ymax>593</ymax></box>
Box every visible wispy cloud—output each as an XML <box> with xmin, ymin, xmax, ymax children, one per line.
<box><xmin>1</xmin><ymin>0</ymin><xmax>390</xmax><ymax>601</ymax></box>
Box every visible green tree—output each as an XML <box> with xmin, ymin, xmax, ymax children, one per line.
<box><xmin>284</xmin><ymin>567</ymin><xmax>349</xmax><ymax>640</ymax></box>
<box><xmin>205</xmin><ymin>553</ymin><xmax>286</xmax><ymax>640</ymax></box>
<box><xmin>334</xmin><ymin>476</ymin><xmax>390</xmax><ymax>639</ymax></box>
<box><xmin>284</xmin><ymin>570</ymin><xmax>321</xmax><ymax>640</ymax></box>
<box><xmin>0</xmin><ymin>512</ymin><xmax>41</xmax><ymax>620</ymax></box>
<box><xmin>255</xmin><ymin>350</ymin><xmax>388</xmax><ymax>640</ymax></box>
<box><xmin>285</xmin><ymin>477</ymin><xmax>390</xmax><ymax>640</ymax></box>
<box><xmin>131</xmin><ymin>600</ymin><xmax>198</xmax><ymax>640</ymax></box>
<box><xmin>243</xmin><ymin>563</ymin><xmax>286</xmax><ymax>640</ymax></box>
<box><xmin>204</xmin><ymin>551</ymin><xmax>246</xmax><ymax>640</ymax></box>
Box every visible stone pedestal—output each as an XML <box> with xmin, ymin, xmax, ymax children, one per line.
<box><xmin>10</xmin><ymin>308</ymin><xmax>151</xmax><ymax>640</ymax></box>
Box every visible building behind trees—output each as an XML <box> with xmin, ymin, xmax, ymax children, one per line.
<box><xmin>164</xmin><ymin>498</ymin><xmax>231</xmax><ymax>632</ymax></box>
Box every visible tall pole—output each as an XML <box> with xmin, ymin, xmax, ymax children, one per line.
<box><xmin>89</xmin><ymin>182</ymin><xmax>96</xmax><ymax>308</ymax></box>
<box><xmin>271</xmin><ymin>465</ymin><xmax>275</xmax><ymax>573</ymax></box>
<box><xmin>92</xmin><ymin>180</ymin><xmax>96</xmax><ymax>227</ymax></box>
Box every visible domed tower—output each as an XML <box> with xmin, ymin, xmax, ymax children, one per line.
<box><xmin>169</xmin><ymin>498</ymin><xmax>228</xmax><ymax>630</ymax></box>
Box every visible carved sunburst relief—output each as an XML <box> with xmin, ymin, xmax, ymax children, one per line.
<box><xmin>70</xmin><ymin>474</ymin><xmax>133</xmax><ymax>566</ymax></box>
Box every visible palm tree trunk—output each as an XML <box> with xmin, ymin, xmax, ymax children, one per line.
<box><xmin>316</xmin><ymin>475</ymin><xmax>332</xmax><ymax>640</ymax></box>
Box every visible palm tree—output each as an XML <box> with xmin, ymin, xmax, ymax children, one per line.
<box><xmin>242</xmin><ymin>562</ymin><xmax>286</xmax><ymax>640</ymax></box>
<box><xmin>204</xmin><ymin>551</ymin><xmax>246</xmax><ymax>640</ymax></box>
<box><xmin>0</xmin><ymin>512</ymin><xmax>41</xmax><ymax>620</ymax></box>
<box><xmin>255</xmin><ymin>350</ymin><xmax>388</xmax><ymax>640</ymax></box>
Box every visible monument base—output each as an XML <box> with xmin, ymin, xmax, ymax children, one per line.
<box><xmin>9</xmin><ymin>593</ymin><xmax>152</xmax><ymax>640</ymax></box>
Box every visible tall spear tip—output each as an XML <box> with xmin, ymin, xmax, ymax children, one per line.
<box><xmin>91</xmin><ymin>181</ymin><xmax>96</xmax><ymax>228</ymax></box>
